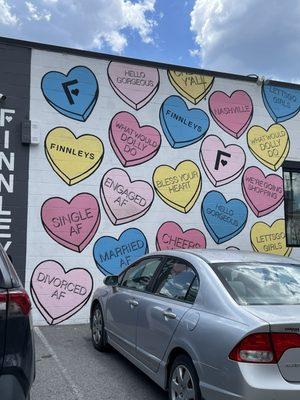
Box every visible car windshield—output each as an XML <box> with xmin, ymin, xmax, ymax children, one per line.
<box><xmin>212</xmin><ymin>262</ymin><xmax>300</xmax><ymax>305</ymax></box>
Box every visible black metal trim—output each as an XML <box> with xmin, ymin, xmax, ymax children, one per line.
<box><xmin>283</xmin><ymin>160</ymin><xmax>300</xmax><ymax>171</ymax></box>
<box><xmin>1</xmin><ymin>35</ymin><xmax>296</xmax><ymax>87</ymax></box>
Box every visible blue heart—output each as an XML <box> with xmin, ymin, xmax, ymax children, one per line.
<box><xmin>93</xmin><ymin>228</ymin><xmax>149</xmax><ymax>276</ymax></box>
<box><xmin>262</xmin><ymin>83</ymin><xmax>300</xmax><ymax>123</ymax></box>
<box><xmin>41</xmin><ymin>66</ymin><xmax>99</xmax><ymax>122</ymax></box>
<box><xmin>201</xmin><ymin>191</ymin><xmax>248</xmax><ymax>244</ymax></box>
<box><xmin>160</xmin><ymin>95</ymin><xmax>210</xmax><ymax>148</ymax></box>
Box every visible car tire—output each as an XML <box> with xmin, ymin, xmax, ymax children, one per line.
<box><xmin>168</xmin><ymin>354</ymin><xmax>201</xmax><ymax>400</ymax></box>
<box><xmin>91</xmin><ymin>302</ymin><xmax>110</xmax><ymax>352</ymax></box>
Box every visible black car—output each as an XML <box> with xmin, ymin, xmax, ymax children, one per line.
<box><xmin>0</xmin><ymin>245</ymin><xmax>35</xmax><ymax>400</ymax></box>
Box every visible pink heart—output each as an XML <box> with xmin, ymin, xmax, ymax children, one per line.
<box><xmin>107</xmin><ymin>61</ymin><xmax>159</xmax><ymax>110</ymax></box>
<box><xmin>109</xmin><ymin>112</ymin><xmax>161</xmax><ymax>167</ymax></box>
<box><xmin>100</xmin><ymin>168</ymin><xmax>154</xmax><ymax>225</ymax></box>
<box><xmin>41</xmin><ymin>193</ymin><xmax>100</xmax><ymax>252</ymax></box>
<box><xmin>156</xmin><ymin>221</ymin><xmax>206</xmax><ymax>250</ymax></box>
<box><xmin>30</xmin><ymin>261</ymin><xmax>93</xmax><ymax>325</ymax></box>
<box><xmin>209</xmin><ymin>90</ymin><xmax>253</xmax><ymax>138</ymax></box>
<box><xmin>242</xmin><ymin>166</ymin><xmax>283</xmax><ymax>217</ymax></box>
<box><xmin>200</xmin><ymin>135</ymin><xmax>246</xmax><ymax>187</ymax></box>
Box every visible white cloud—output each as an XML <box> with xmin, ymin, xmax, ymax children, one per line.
<box><xmin>0</xmin><ymin>0</ymin><xmax>157</xmax><ymax>53</ymax></box>
<box><xmin>0</xmin><ymin>0</ymin><xmax>18</xmax><ymax>25</ymax></box>
<box><xmin>190</xmin><ymin>0</ymin><xmax>300</xmax><ymax>81</ymax></box>
<box><xmin>25</xmin><ymin>1</ymin><xmax>51</xmax><ymax>21</ymax></box>
<box><xmin>189</xmin><ymin>48</ymin><xmax>201</xmax><ymax>57</ymax></box>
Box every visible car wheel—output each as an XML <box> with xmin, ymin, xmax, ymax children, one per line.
<box><xmin>168</xmin><ymin>354</ymin><xmax>201</xmax><ymax>400</ymax></box>
<box><xmin>91</xmin><ymin>302</ymin><xmax>109</xmax><ymax>351</ymax></box>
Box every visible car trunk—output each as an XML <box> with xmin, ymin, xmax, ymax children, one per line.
<box><xmin>246</xmin><ymin>305</ymin><xmax>300</xmax><ymax>382</ymax></box>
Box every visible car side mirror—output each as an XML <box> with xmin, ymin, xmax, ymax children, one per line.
<box><xmin>103</xmin><ymin>275</ymin><xmax>118</xmax><ymax>287</ymax></box>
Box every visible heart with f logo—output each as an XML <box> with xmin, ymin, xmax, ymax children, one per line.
<box><xmin>41</xmin><ymin>66</ymin><xmax>99</xmax><ymax>121</ymax></box>
<box><xmin>200</xmin><ymin>135</ymin><xmax>246</xmax><ymax>187</ymax></box>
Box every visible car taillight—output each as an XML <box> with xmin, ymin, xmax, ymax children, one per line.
<box><xmin>229</xmin><ymin>333</ymin><xmax>275</xmax><ymax>363</ymax></box>
<box><xmin>229</xmin><ymin>332</ymin><xmax>300</xmax><ymax>364</ymax></box>
<box><xmin>272</xmin><ymin>333</ymin><xmax>300</xmax><ymax>361</ymax></box>
<box><xmin>8</xmin><ymin>288</ymin><xmax>31</xmax><ymax>315</ymax></box>
<box><xmin>0</xmin><ymin>292</ymin><xmax>7</xmax><ymax>306</ymax></box>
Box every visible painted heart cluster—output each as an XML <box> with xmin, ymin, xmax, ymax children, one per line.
<box><xmin>32</xmin><ymin>61</ymin><xmax>297</xmax><ymax>326</ymax></box>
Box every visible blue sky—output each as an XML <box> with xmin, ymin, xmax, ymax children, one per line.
<box><xmin>0</xmin><ymin>0</ymin><xmax>300</xmax><ymax>82</ymax></box>
<box><xmin>115</xmin><ymin>0</ymin><xmax>198</xmax><ymax>67</ymax></box>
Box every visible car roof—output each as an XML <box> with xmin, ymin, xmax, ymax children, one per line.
<box><xmin>152</xmin><ymin>249</ymin><xmax>299</xmax><ymax>265</ymax></box>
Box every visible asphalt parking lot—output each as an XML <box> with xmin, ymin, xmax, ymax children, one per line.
<box><xmin>32</xmin><ymin>324</ymin><xmax>166</xmax><ymax>400</ymax></box>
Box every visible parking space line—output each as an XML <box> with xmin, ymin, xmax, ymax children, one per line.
<box><xmin>35</xmin><ymin>327</ymin><xmax>85</xmax><ymax>400</ymax></box>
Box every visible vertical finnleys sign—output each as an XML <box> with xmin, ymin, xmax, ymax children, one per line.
<box><xmin>0</xmin><ymin>107</ymin><xmax>15</xmax><ymax>251</ymax></box>
<box><xmin>0</xmin><ymin>43</ymin><xmax>31</xmax><ymax>283</ymax></box>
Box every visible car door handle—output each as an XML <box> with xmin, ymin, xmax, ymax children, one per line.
<box><xmin>163</xmin><ymin>310</ymin><xmax>177</xmax><ymax>319</ymax></box>
<box><xmin>129</xmin><ymin>299</ymin><xmax>139</xmax><ymax>308</ymax></box>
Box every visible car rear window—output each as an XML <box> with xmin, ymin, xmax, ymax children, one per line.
<box><xmin>0</xmin><ymin>268</ymin><xmax>4</xmax><ymax>288</ymax></box>
<box><xmin>0</xmin><ymin>252</ymin><xmax>8</xmax><ymax>288</ymax></box>
<box><xmin>1</xmin><ymin>251</ymin><xmax>21</xmax><ymax>288</ymax></box>
<box><xmin>212</xmin><ymin>262</ymin><xmax>300</xmax><ymax>305</ymax></box>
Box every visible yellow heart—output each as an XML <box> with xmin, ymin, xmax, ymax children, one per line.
<box><xmin>168</xmin><ymin>70</ymin><xmax>214</xmax><ymax>104</ymax></box>
<box><xmin>247</xmin><ymin>124</ymin><xmax>290</xmax><ymax>171</ymax></box>
<box><xmin>153</xmin><ymin>160</ymin><xmax>201</xmax><ymax>213</ymax></box>
<box><xmin>250</xmin><ymin>219</ymin><xmax>291</xmax><ymax>257</ymax></box>
<box><xmin>45</xmin><ymin>127</ymin><xmax>104</xmax><ymax>185</ymax></box>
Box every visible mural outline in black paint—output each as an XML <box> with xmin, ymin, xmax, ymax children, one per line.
<box><xmin>108</xmin><ymin>111</ymin><xmax>161</xmax><ymax>167</ymax></box>
<box><xmin>40</xmin><ymin>192</ymin><xmax>101</xmax><ymax>253</ymax></box>
<box><xmin>107</xmin><ymin>61</ymin><xmax>160</xmax><ymax>110</ymax></box>
<box><xmin>30</xmin><ymin>260</ymin><xmax>94</xmax><ymax>325</ymax></box>
<box><xmin>93</xmin><ymin>227</ymin><xmax>149</xmax><ymax>276</ymax></box>
<box><xmin>100</xmin><ymin>167</ymin><xmax>154</xmax><ymax>225</ymax></box>
<box><xmin>208</xmin><ymin>89</ymin><xmax>253</xmax><ymax>138</ymax></box>
<box><xmin>200</xmin><ymin>134</ymin><xmax>246</xmax><ymax>187</ymax></box>
<box><xmin>41</xmin><ymin>65</ymin><xmax>99</xmax><ymax>122</ymax></box>
<box><xmin>152</xmin><ymin>160</ymin><xmax>202</xmax><ymax>213</ymax></box>
<box><xmin>44</xmin><ymin>126</ymin><xmax>104</xmax><ymax>186</ymax></box>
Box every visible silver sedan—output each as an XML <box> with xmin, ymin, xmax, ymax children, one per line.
<box><xmin>90</xmin><ymin>250</ymin><xmax>300</xmax><ymax>400</ymax></box>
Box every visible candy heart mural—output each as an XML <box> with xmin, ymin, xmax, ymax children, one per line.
<box><xmin>93</xmin><ymin>228</ymin><xmax>148</xmax><ymax>275</ymax></box>
<box><xmin>41</xmin><ymin>193</ymin><xmax>100</xmax><ymax>252</ymax></box>
<box><xmin>41</xmin><ymin>66</ymin><xmax>98</xmax><ymax>121</ymax></box>
<box><xmin>168</xmin><ymin>70</ymin><xmax>214</xmax><ymax>104</ymax></box>
<box><xmin>153</xmin><ymin>160</ymin><xmax>201</xmax><ymax>213</ymax></box>
<box><xmin>160</xmin><ymin>95</ymin><xmax>210</xmax><ymax>148</ymax></box>
<box><xmin>201</xmin><ymin>191</ymin><xmax>248</xmax><ymax>244</ymax></box>
<box><xmin>250</xmin><ymin>219</ymin><xmax>291</xmax><ymax>256</ymax></box>
<box><xmin>242</xmin><ymin>166</ymin><xmax>283</xmax><ymax>217</ymax></box>
<box><xmin>156</xmin><ymin>221</ymin><xmax>206</xmax><ymax>250</ymax></box>
<box><xmin>209</xmin><ymin>90</ymin><xmax>253</xmax><ymax>138</ymax></box>
<box><xmin>247</xmin><ymin>124</ymin><xmax>290</xmax><ymax>171</ymax></box>
<box><xmin>100</xmin><ymin>168</ymin><xmax>154</xmax><ymax>225</ymax></box>
<box><xmin>109</xmin><ymin>112</ymin><xmax>161</xmax><ymax>167</ymax></box>
<box><xmin>262</xmin><ymin>83</ymin><xmax>300</xmax><ymax>123</ymax></box>
<box><xmin>45</xmin><ymin>127</ymin><xmax>104</xmax><ymax>185</ymax></box>
<box><xmin>200</xmin><ymin>135</ymin><xmax>246</xmax><ymax>187</ymax></box>
<box><xmin>30</xmin><ymin>261</ymin><xmax>93</xmax><ymax>325</ymax></box>
<box><xmin>107</xmin><ymin>61</ymin><xmax>159</xmax><ymax>110</ymax></box>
